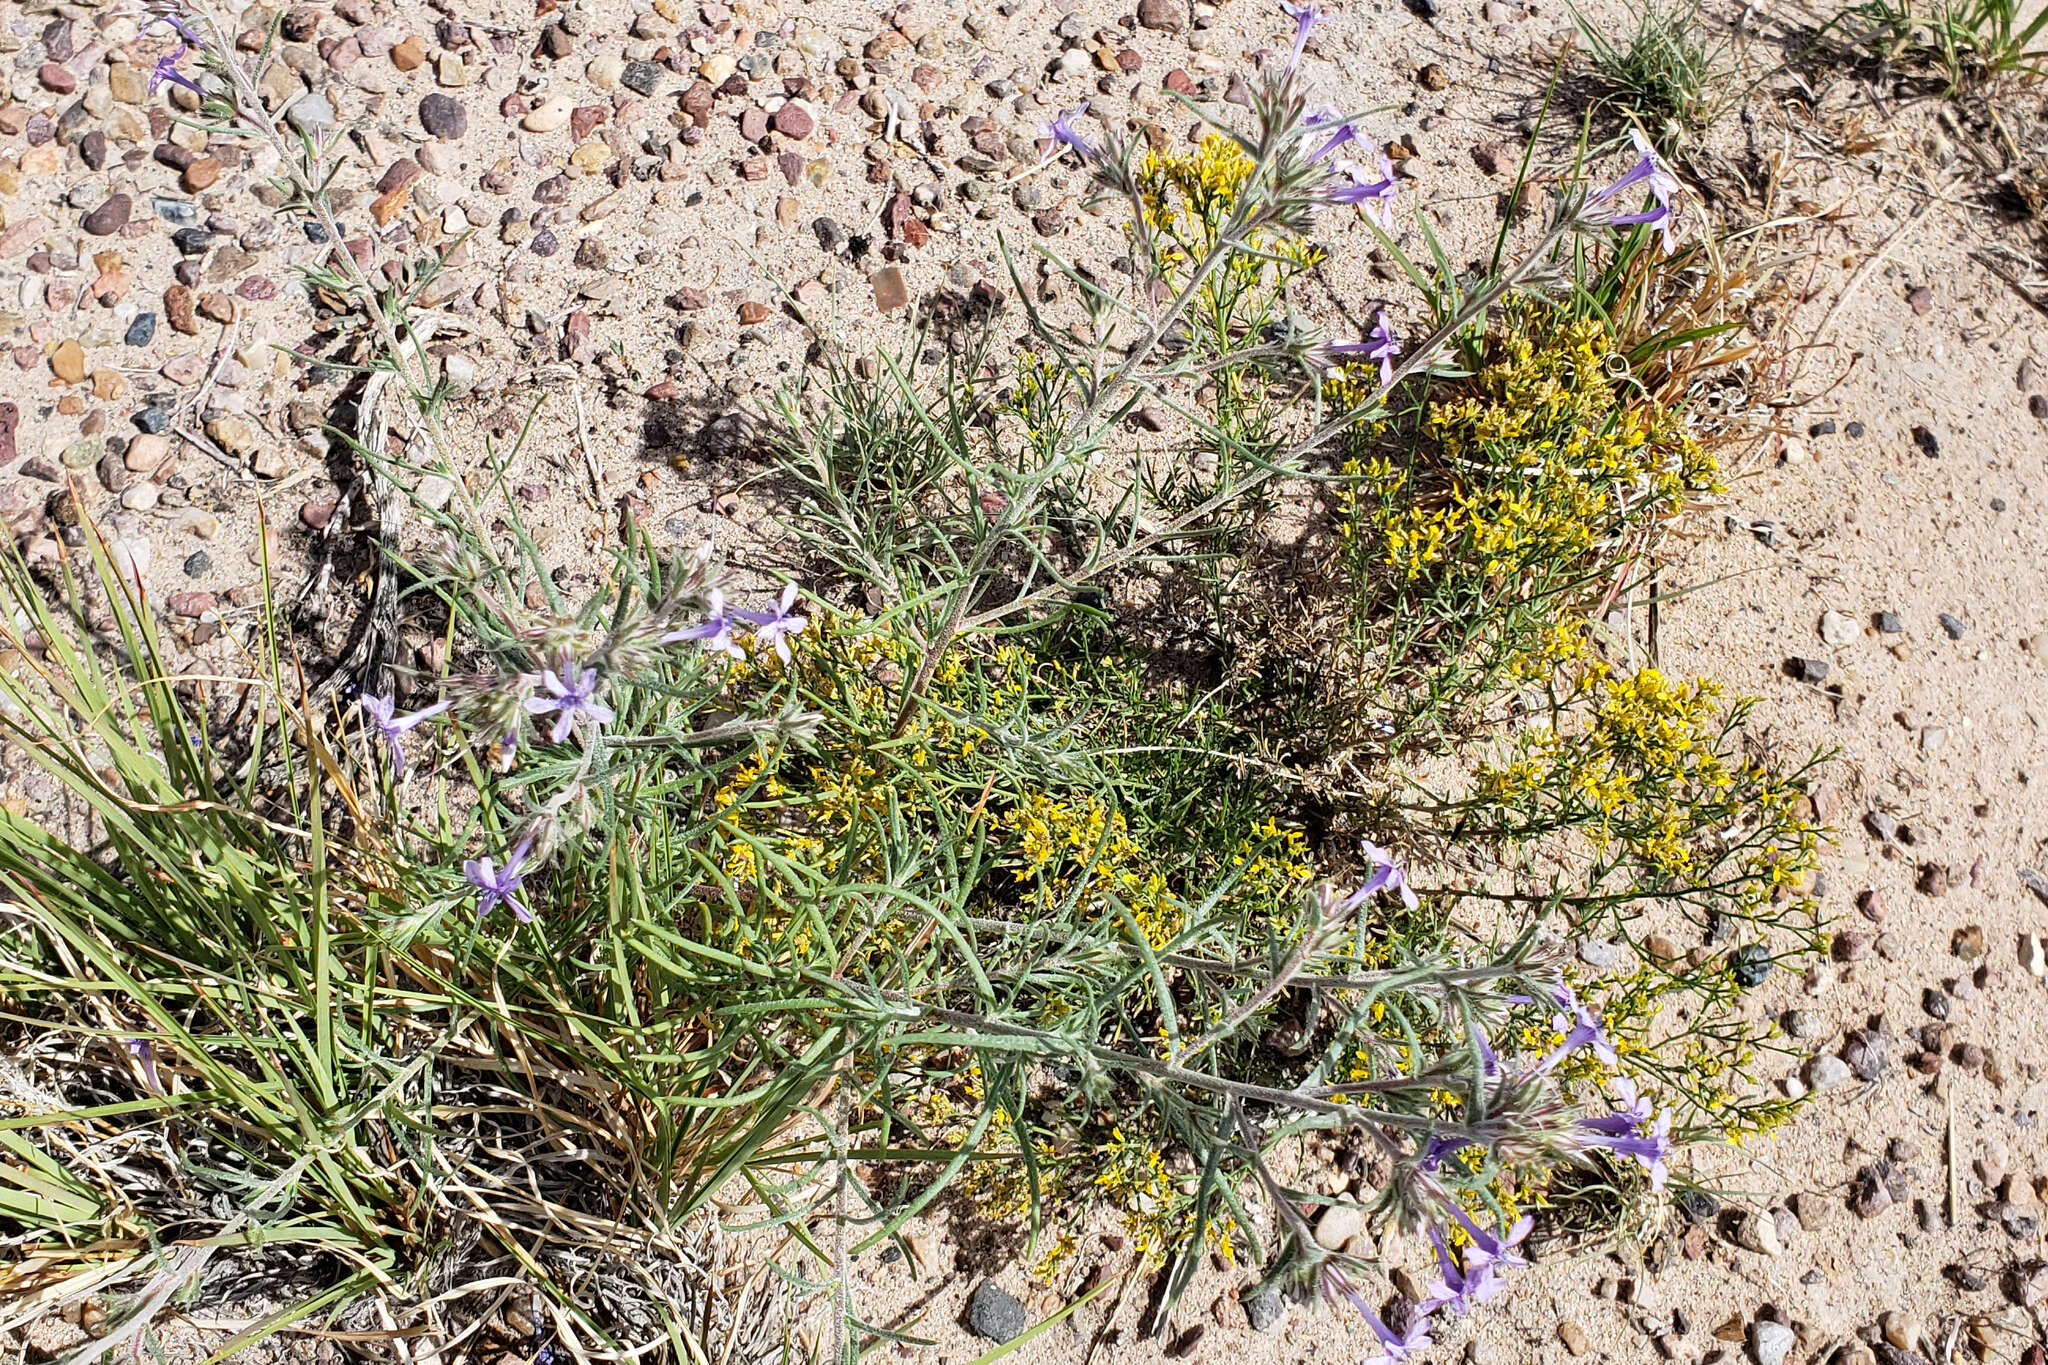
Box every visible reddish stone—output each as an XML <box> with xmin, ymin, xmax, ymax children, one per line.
<box><xmin>376</xmin><ymin>158</ymin><xmax>422</xmax><ymax>194</ymax></box>
<box><xmin>166</xmin><ymin>591</ymin><xmax>217</xmax><ymax>617</ymax></box>
<box><xmin>771</xmin><ymin>102</ymin><xmax>813</xmax><ymax>139</ymax></box>
<box><xmin>1164</xmin><ymin>67</ymin><xmax>1196</xmax><ymax>94</ymax></box>
<box><xmin>737</xmin><ymin>301</ymin><xmax>770</xmax><ymax>325</ymax></box>
<box><xmin>571</xmin><ymin>104</ymin><xmax>607</xmax><ymax>139</ymax></box>
<box><xmin>739</xmin><ymin>106</ymin><xmax>769</xmax><ymax>141</ymax></box>
<box><xmin>38</xmin><ymin>63</ymin><xmax>77</xmax><ymax>94</ymax></box>
<box><xmin>163</xmin><ymin>284</ymin><xmax>198</xmax><ymax>334</ymax></box>
<box><xmin>236</xmin><ymin>276</ymin><xmax>279</xmax><ymax>300</ymax></box>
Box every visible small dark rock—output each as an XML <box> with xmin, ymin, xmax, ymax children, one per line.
<box><xmin>1910</xmin><ymin>424</ymin><xmax>1940</xmax><ymax>457</ymax></box>
<box><xmin>1675</xmin><ymin>1188</ymin><xmax>1720</xmax><ymax>1225</ymax></box>
<box><xmin>1137</xmin><ymin>0</ymin><xmax>1184</xmax><ymax>30</ymax></box>
<box><xmin>1921</xmin><ymin>986</ymin><xmax>1949</xmax><ymax>1019</ymax></box>
<box><xmin>1875</xmin><ymin>610</ymin><xmax>1903</xmax><ymax>634</ymax></box>
<box><xmin>1790</xmin><ymin>657</ymin><xmax>1830</xmax><ymax>684</ymax></box>
<box><xmin>967</xmin><ymin>1282</ymin><xmax>1028</xmax><ymax>1343</ymax></box>
<box><xmin>1848</xmin><ymin>1160</ymin><xmax>1906</xmax><ymax>1219</ymax></box>
<box><xmin>183</xmin><ymin>549</ymin><xmax>212</xmax><ymax>577</ymax></box>
<box><xmin>1243</xmin><ymin>1284</ymin><xmax>1285</xmax><ymax>1331</ymax></box>
<box><xmin>1944</xmin><ymin>1263</ymin><xmax>1987</xmax><ymax>1292</ymax></box>
<box><xmin>621</xmin><ymin>60</ymin><xmax>662</xmax><ymax>95</ymax></box>
<box><xmin>1809</xmin><ymin>420</ymin><xmax>1837</xmax><ymax>437</ymax></box>
<box><xmin>83</xmin><ymin>194</ymin><xmax>133</xmax><ymax>236</ymax></box>
<box><xmin>1729</xmin><ymin>943</ymin><xmax>1774</xmax><ymax>987</ymax></box>
<box><xmin>135</xmin><ymin>406</ymin><xmax>171</xmax><ymax>435</ymax></box>
<box><xmin>1937</xmin><ymin>611</ymin><xmax>1967</xmax><ymax>640</ymax></box>
<box><xmin>418</xmin><ymin>92</ymin><xmax>468</xmax><ymax>139</ymax></box>
<box><xmin>125</xmin><ymin>313</ymin><xmax>157</xmax><ymax>347</ymax></box>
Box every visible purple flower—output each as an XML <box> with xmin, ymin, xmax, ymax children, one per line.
<box><xmin>1583</xmin><ymin>129</ymin><xmax>1680</xmax><ymax>253</ymax></box>
<box><xmin>1445</xmin><ymin>1205</ymin><xmax>1533</xmax><ymax>1275</ymax></box>
<box><xmin>1360</xmin><ymin>1302</ymin><xmax>1432</xmax><ymax>1365</ymax></box>
<box><xmin>1537</xmin><ymin>984</ymin><xmax>1618</xmax><ymax>1073</ymax></box>
<box><xmin>145</xmin><ymin>4</ymin><xmax>207</xmax><ymax>47</ymax></box>
<box><xmin>464</xmin><ymin>836</ymin><xmax>535</xmax><ymax>923</ymax></box>
<box><xmin>1418</xmin><ymin>1226</ymin><xmax>1506</xmax><ymax>1316</ymax></box>
<box><xmin>522</xmin><ymin>658</ymin><xmax>615</xmax><ymax>743</ymax></box>
<box><xmin>148</xmin><ymin>45</ymin><xmax>203</xmax><ymax>95</ymax></box>
<box><xmin>1281</xmin><ymin>0</ymin><xmax>1320</xmax><ymax>72</ymax></box>
<box><xmin>1366</xmin><ymin>311</ymin><xmax>1402</xmax><ymax>389</ymax></box>
<box><xmin>1322</xmin><ymin>1262</ymin><xmax>1431</xmax><ymax>1361</ymax></box>
<box><xmin>734</xmin><ymin>582</ymin><xmax>809</xmax><ymax>664</ymax></box>
<box><xmin>1339</xmin><ymin>837</ymin><xmax>1418</xmax><ymax>913</ymax></box>
<box><xmin>1330</xmin><ymin>155</ymin><xmax>1399</xmax><ymax>229</ymax></box>
<box><xmin>665</xmin><ymin>588</ymin><xmax>748</xmax><ymax>659</ymax></box>
<box><xmin>1577</xmin><ymin>1083</ymin><xmax>1673</xmax><ymax>1191</ymax></box>
<box><xmin>1041</xmin><ymin>101</ymin><xmax>1095</xmax><ymax>162</ymax></box>
<box><xmin>123</xmin><ymin>1036</ymin><xmax>164</xmax><ymax>1095</ymax></box>
<box><xmin>359</xmin><ymin>693</ymin><xmax>452</xmax><ymax>781</ymax></box>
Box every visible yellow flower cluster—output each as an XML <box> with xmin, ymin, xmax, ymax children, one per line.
<box><xmin>1476</xmin><ymin>667</ymin><xmax>1748</xmax><ymax>874</ymax></box>
<box><xmin>1134</xmin><ymin>133</ymin><xmax>1322</xmax><ymax>287</ymax></box>
<box><xmin>1091</xmin><ymin>1126</ymin><xmax>1239</xmax><ymax>1265</ymax></box>
<box><xmin>1354</xmin><ymin>312</ymin><xmax>1721</xmax><ymax>587</ymax></box>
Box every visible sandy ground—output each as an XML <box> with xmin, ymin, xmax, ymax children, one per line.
<box><xmin>4</xmin><ymin>0</ymin><xmax>2048</xmax><ymax>1359</ymax></box>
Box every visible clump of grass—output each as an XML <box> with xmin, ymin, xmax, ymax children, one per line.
<box><xmin>1824</xmin><ymin>0</ymin><xmax>2048</xmax><ymax>92</ymax></box>
<box><xmin>1570</xmin><ymin>0</ymin><xmax>1746</xmax><ymax>151</ymax></box>
<box><xmin>0</xmin><ymin>1</ymin><xmax>1828</xmax><ymax>1359</ymax></box>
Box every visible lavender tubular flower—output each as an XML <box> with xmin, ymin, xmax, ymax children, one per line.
<box><xmin>148</xmin><ymin>45</ymin><xmax>203</xmax><ymax>94</ymax></box>
<box><xmin>145</xmin><ymin>3</ymin><xmax>207</xmax><ymax>47</ymax></box>
<box><xmin>1536</xmin><ymin>984</ymin><xmax>1617</xmax><ymax>1072</ymax></box>
<box><xmin>123</xmin><ymin>1036</ymin><xmax>164</xmax><ymax>1096</ymax></box>
<box><xmin>359</xmin><ymin>694</ymin><xmax>451</xmax><ymax>781</ymax></box>
<box><xmin>664</xmin><ymin>588</ymin><xmax>747</xmax><ymax>659</ymax></box>
<box><xmin>1040</xmin><ymin>101</ymin><xmax>1095</xmax><ymax>162</ymax></box>
<box><xmin>1338</xmin><ymin>838</ymin><xmax>1418</xmax><ymax>912</ymax></box>
<box><xmin>1444</xmin><ymin>1205</ymin><xmax>1533</xmax><ymax>1275</ymax></box>
<box><xmin>1321</xmin><ymin>1263</ymin><xmax>1432</xmax><ymax>1363</ymax></box>
<box><xmin>1366</xmin><ymin>311</ymin><xmax>1402</xmax><ymax>390</ymax></box>
<box><xmin>1329</xmin><ymin>155</ymin><xmax>1399</xmax><ymax>229</ymax></box>
<box><xmin>1581</xmin><ymin>129</ymin><xmax>1681</xmax><ymax>253</ymax></box>
<box><xmin>1574</xmin><ymin>1080</ymin><xmax>1673</xmax><ymax>1191</ymax></box>
<box><xmin>734</xmin><ymin>582</ymin><xmax>809</xmax><ymax>664</ymax></box>
<box><xmin>523</xmin><ymin>660</ymin><xmax>615</xmax><ymax>742</ymax></box>
<box><xmin>1280</xmin><ymin>0</ymin><xmax>1320</xmax><ymax>72</ymax></box>
<box><xmin>465</xmin><ymin>836</ymin><xmax>535</xmax><ymax>923</ymax></box>
<box><xmin>1419</xmin><ymin>1226</ymin><xmax>1505</xmax><ymax>1316</ymax></box>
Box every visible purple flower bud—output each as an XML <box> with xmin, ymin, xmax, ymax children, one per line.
<box><xmin>123</xmin><ymin>1035</ymin><xmax>164</xmax><ymax>1095</ymax></box>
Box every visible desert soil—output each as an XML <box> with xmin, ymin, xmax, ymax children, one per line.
<box><xmin>2</xmin><ymin>0</ymin><xmax>2047</xmax><ymax>1359</ymax></box>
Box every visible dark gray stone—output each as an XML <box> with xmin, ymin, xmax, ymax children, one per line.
<box><xmin>967</xmin><ymin>1282</ymin><xmax>1028</xmax><ymax>1343</ymax></box>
